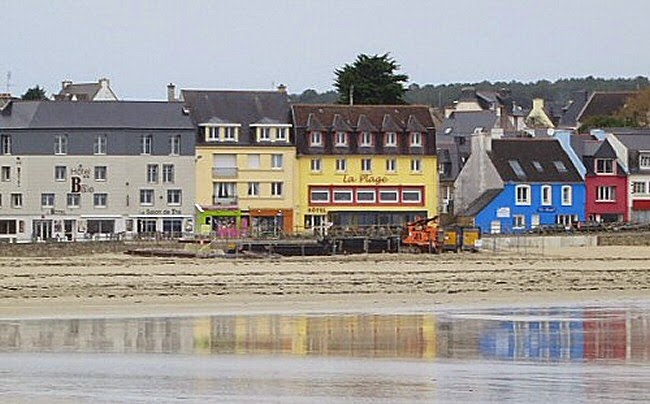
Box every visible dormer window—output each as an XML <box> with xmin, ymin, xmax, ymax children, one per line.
<box><xmin>204</xmin><ymin>125</ymin><xmax>240</xmax><ymax>142</ymax></box>
<box><xmin>277</xmin><ymin>127</ymin><xmax>288</xmax><ymax>141</ymax></box>
<box><xmin>359</xmin><ymin>132</ymin><xmax>373</xmax><ymax>147</ymax></box>
<box><xmin>224</xmin><ymin>127</ymin><xmax>237</xmax><ymax>141</ymax></box>
<box><xmin>385</xmin><ymin>132</ymin><xmax>397</xmax><ymax>147</ymax></box>
<box><xmin>334</xmin><ymin>131</ymin><xmax>348</xmax><ymax>147</ymax></box>
<box><xmin>410</xmin><ymin>132</ymin><xmax>422</xmax><ymax>147</ymax></box>
<box><xmin>259</xmin><ymin>127</ymin><xmax>271</xmax><ymax>141</ymax></box>
<box><xmin>639</xmin><ymin>153</ymin><xmax>650</xmax><ymax>170</ymax></box>
<box><xmin>595</xmin><ymin>159</ymin><xmax>614</xmax><ymax>174</ymax></box>
<box><xmin>310</xmin><ymin>131</ymin><xmax>322</xmax><ymax>146</ymax></box>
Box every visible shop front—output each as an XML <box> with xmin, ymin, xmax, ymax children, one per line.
<box><xmin>245</xmin><ymin>209</ymin><xmax>293</xmax><ymax>238</ymax></box>
<box><xmin>196</xmin><ymin>207</ymin><xmax>242</xmax><ymax>238</ymax></box>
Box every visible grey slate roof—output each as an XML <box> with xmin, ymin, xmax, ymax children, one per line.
<box><xmin>558</xmin><ymin>90</ymin><xmax>589</xmax><ymax>128</ymax></box>
<box><xmin>490</xmin><ymin>138</ymin><xmax>583</xmax><ymax>183</ymax></box>
<box><xmin>458</xmin><ymin>188</ymin><xmax>502</xmax><ymax>217</ymax></box>
<box><xmin>181</xmin><ymin>90</ymin><xmax>291</xmax><ymax>145</ymax></box>
<box><xmin>438</xmin><ymin>111</ymin><xmax>499</xmax><ymax>137</ymax></box>
<box><xmin>0</xmin><ymin>100</ymin><xmax>192</xmax><ymax>129</ymax></box>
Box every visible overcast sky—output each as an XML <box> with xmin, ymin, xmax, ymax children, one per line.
<box><xmin>2</xmin><ymin>0</ymin><xmax>649</xmax><ymax>100</ymax></box>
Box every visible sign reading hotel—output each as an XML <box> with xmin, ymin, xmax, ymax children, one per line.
<box><xmin>342</xmin><ymin>174</ymin><xmax>388</xmax><ymax>185</ymax></box>
<box><xmin>70</xmin><ymin>165</ymin><xmax>94</xmax><ymax>193</ymax></box>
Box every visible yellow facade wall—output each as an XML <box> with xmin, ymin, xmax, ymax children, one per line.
<box><xmin>295</xmin><ymin>154</ymin><xmax>438</xmax><ymax>231</ymax></box>
<box><xmin>195</xmin><ymin>145</ymin><xmax>297</xmax><ymax>220</ymax></box>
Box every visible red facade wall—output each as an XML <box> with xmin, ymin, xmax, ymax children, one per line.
<box><xmin>586</xmin><ymin>175</ymin><xmax>628</xmax><ymax>221</ymax></box>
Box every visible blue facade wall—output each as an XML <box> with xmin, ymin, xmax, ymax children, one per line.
<box><xmin>475</xmin><ymin>183</ymin><xmax>586</xmax><ymax>234</ymax></box>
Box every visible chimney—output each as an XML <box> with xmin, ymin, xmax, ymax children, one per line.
<box><xmin>61</xmin><ymin>80</ymin><xmax>72</xmax><ymax>90</ymax></box>
<box><xmin>532</xmin><ymin>98</ymin><xmax>545</xmax><ymax>111</ymax></box>
<box><xmin>277</xmin><ymin>84</ymin><xmax>287</xmax><ymax>93</ymax></box>
<box><xmin>167</xmin><ymin>83</ymin><xmax>176</xmax><ymax>101</ymax></box>
<box><xmin>460</xmin><ymin>86</ymin><xmax>477</xmax><ymax>101</ymax></box>
<box><xmin>471</xmin><ymin>129</ymin><xmax>492</xmax><ymax>156</ymax></box>
<box><xmin>99</xmin><ymin>78</ymin><xmax>109</xmax><ymax>88</ymax></box>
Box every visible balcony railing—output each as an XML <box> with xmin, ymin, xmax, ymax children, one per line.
<box><xmin>212</xmin><ymin>196</ymin><xmax>238</xmax><ymax>206</ymax></box>
<box><xmin>212</xmin><ymin>167</ymin><xmax>238</xmax><ymax>179</ymax></box>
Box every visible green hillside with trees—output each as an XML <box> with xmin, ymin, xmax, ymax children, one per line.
<box><xmin>290</xmin><ymin>76</ymin><xmax>650</xmax><ymax>109</ymax></box>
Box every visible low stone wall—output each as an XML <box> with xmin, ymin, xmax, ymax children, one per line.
<box><xmin>0</xmin><ymin>241</ymin><xmax>182</xmax><ymax>257</ymax></box>
<box><xmin>597</xmin><ymin>232</ymin><xmax>650</xmax><ymax>246</ymax></box>
<box><xmin>482</xmin><ymin>234</ymin><xmax>598</xmax><ymax>252</ymax></box>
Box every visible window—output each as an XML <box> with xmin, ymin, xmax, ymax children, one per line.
<box><xmin>271</xmin><ymin>154</ymin><xmax>283</xmax><ymax>169</ymax></box>
<box><xmin>557</xmin><ymin>214</ymin><xmax>578</xmax><ymax>227</ymax></box>
<box><xmin>41</xmin><ymin>193</ymin><xmax>55</xmax><ymax>208</ymax></box>
<box><xmin>334</xmin><ymin>132</ymin><xmax>348</xmax><ymax>146</ymax></box>
<box><xmin>147</xmin><ymin>164</ymin><xmax>159</xmax><ymax>183</ymax></box>
<box><xmin>170</xmin><ymin>135</ymin><xmax>181</xmax><ymax>155</ymax></box>
<box><xmin>310</xmin><ymin>158</ymin><xmax>322</xmax><ymax>172</ymax></box>
<box><xmin>513</xmin><ymin>215</ymin><xmax>526</xmax><ymax>229</ymax></box>
<box><xmin>410</xmin><ymin>132</ymin><xmax>422</xmax><ymax>147</ymax></box>
<box><xmin>224</xmin><ymin>127</ymin><xmax>237</xmax><ymax>141</ymax></box>
<box><xmin>0</xmin><ymin>220</ymin><xmax>16</xmax><ymax>234</ymax></box>
<box><xmin>515</xmin><ymin>185</ymin><xmax>531</xmax><ymax>205</ymax></box>
<box><xmin>167</xmin><ymin>189</ymin><xmax>182</xmax><ymax>205</ymax></box>
<box><xmin>94</xmin><ymin>193</ymin><xmax>107</xmax><ymax>208</ymax></box>
<box><xmin>141</xmin><ymin>135</ymin><xmax>153</xmax><ymax>154</ymax></box>
<box><xmin>411</xmin><ymin>158</ymin><xmax>422</xmax><ymax>173</ymax></box>
<box><xmin>509</xmin><ymin>160</ymin><xmax>526</xmax><ymax>179</ymax></box>
<box><xmin>361</xmin><ymin>158</ymin><xmax>372</xmax><ymax>172</ymax></box>
<box><xmin>162</xmin><ymin>164</ymin><xmax>174</xmax><ymax>183</ymax></box>
<box><xmin>215</xmin><ymin>182</ymin><xmax>237</xmax><ymax>199</ymax></box>
<box><xmin>271</xmin><ymin>182</ymin><xmax>283</xmax><ymax>197</ymax></box>
<box><xmin>554</xmin><ymin>161</ymin><xmax>568</xmax><ymax>173</ymax></box>
<box><xmin>54</xmin><ymin>166</ymin><xmax>66</xmax><ymax>181</ymax></box>
<box><xmin>247</xmin><ymin>182</ymin><xmax>259</xmax><ymax>197</ymax></box>
<box><xmin>639</xmin><ymin>154</ymin><xmax>650</xmax><ymax>169</ymax></box>
<box><xmin>276</xmin><ymin>127</ymin><xmax>288</xmax><ymax>141</ymax></box>
<box><xmin>379</xmin><ymin>189</ymin><xmax>398</xmax><ymax>203</ymax></box>
<box><xmin>561</xmin><ymin>185</ymin><xmax>572</xmax><ymax>206</ymax></box>
<box><xmin>94</xmin><ymin>166</ymin><xmax>107</xmax><ymax>181</ymax></box>
<box><xmin>335</xmin><ymin>158</ymin><xmax>347</xmax><ymax>172</ymax></box>
<box><xmin>93</xmin><ymin>135</ymin><xmax>106</xmax><ymax>155</ymax></box>
<box><xmin>385</xmin><ymin>132</ymin><xmax>397</xmax><ymax>147</ymax></box>
<box><xmin>11</xmin><ymin>193</ymin><xmax>22</xmax><ymax>208</ymax></box>
<box><xmin>333</xmin><ymin>189</ymin><xmax>353</xmax><ymax>203</ymax></box>
<box><xmin>310</xmin><ymin>131</ymin><xmax>322</xmax><ymax>146</ymax></box>
<box><xmin>386</xmin><ymin>159</ymin><xmax>397</xmax><ymax>173</ymax></box>
<box><xmin>402</xmin><ymin>189</ymin><xmax>422</xmax><ymax>203</ymax></box>
<box><xmin>596</xmin><ymin>186</ymin><xmax>616</xmax><ymax>202</ymax></box>
<box><xmin>1</xmin><ymin>135</ymin><xmax>11</xmax><ymax>155</ymax></box>
<box><xmin>248</xmin><ymin>154</ymin><xmax>260</xmax><ymax>169</ymax></box>
<box><xmin>532</xmin><ymin>161</ymin><xmax>544</xmax><ymax>172</ymax></box>
<box><xmin>67</xmin><ymin>193</ymin><xmax>80</xmax><ymax>208</ymax></box>
<box><xmin>1</xmin><ymin>166</ymin><xmax>10</xmax><ymax>181</ymax></box>
<box><xmin>359</xmin><ymin>132</ymin><xmax>373</xmax><ymax>147</ymax></box>
<box><xmin>541</xmin><ymin>185</ymin><xmax>552</xmax><ymax>206</ymax></box>
<box><xmin>310</xmin><ymin>189</ymin><xmax>330</xmax><ymax>203</ymax></box>
<box><xmin>54</xmin><ymin>135</ymin><xmax>68</xmax><ymax>155</ymax></box>
<box><xmin>356</xmin><ymin>189</ymin><xmax>376</xmax><ymax>203</ymax></box>
<box><xmin>140</xmin><ymin>189</ymin><xmax>154</xmax><ymax>205</ymax></box>
<box><xmin>632</xmin><ymin>181</ymin><xmax>647</xmax><ymax>194</ymax></box>
<box><xmin>595</xmin><ymin>159</ymin><xmax>614</xmax><ymax>174</ymax></box>
<box><xmin>259</xmin><ymin>127</ymin><xmax>271</xmax><ymax>141</ymax></box>
<box><xmin>206</xmin><ymin>127</ymin><xmax>219</xmax><ymax>141</ymax></box>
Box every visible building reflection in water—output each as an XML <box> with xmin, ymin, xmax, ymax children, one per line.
<box><xmin>0</xmin><ymin>308</ymin><xmax>648</xmax><ymax>363</ymax></box>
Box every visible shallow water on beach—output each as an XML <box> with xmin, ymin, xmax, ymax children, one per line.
<box><xmin>1</xmin><ymin>303</ymin><xmax>649</xmax><ymax>403</ymax></box>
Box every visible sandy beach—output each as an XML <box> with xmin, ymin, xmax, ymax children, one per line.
<box><xmin>1</xmin><ymin>245</ymin><xmax>649</xmax><ymax>319</ymax></box>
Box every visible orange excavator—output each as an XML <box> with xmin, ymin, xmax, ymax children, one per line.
<box><xmin>401</xmin><ymin>216</ymin><xmax>441</xmax><ymax>253</ymax></box>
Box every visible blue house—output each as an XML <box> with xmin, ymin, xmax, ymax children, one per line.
<box><xmin>454</xmin><ymin>134</ymin><xmax>585</xmax><ymax>234</ymax></box>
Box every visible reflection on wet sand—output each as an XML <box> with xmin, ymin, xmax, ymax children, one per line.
<box><xmin>0</xmin><ymin>307</ymin><xmax>648</xmax><ymax>363</ymax></box>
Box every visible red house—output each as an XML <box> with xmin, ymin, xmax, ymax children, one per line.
<box><xmin>573</xmin><ymin>135</ymin><xmax>628</xmax><ymax>222</ymax></box>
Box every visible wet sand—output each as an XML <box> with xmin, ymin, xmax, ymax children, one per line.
<box><xmin>1</xmin><ymin>245</ymin><xmax>649</xmax><ymax>319</ymax></box>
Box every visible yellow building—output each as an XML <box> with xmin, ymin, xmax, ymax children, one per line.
<box><xmin>291</xmin><ymin>105</ymin><xmax>438</xmax><ymax>233</ymax></box>
<box><xmin>183</xmin><ymin>90</ymin><xmax>296</xmax><ymax>237</ymax></box>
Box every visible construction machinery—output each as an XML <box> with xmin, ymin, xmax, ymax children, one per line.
<box><xmin>401</xmin><ymin>216</ymin><xmax>441</xmax><ymax>253</ymax></box>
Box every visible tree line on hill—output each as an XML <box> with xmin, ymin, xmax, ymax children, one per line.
<box><xmin>291</xmin><ymin>75</ymin><xmax>650</xmax><ymax>109</ymax></box>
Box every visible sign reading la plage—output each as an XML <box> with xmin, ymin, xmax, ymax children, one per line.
<box><xmin>342</xmin><ymin>174</ymin><xmax>388</xmax><ymax>185</ymax></box>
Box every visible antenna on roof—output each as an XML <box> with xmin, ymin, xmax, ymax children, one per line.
<box><xmin>5</xmin><ymin>71</ymin><xmax>12</xmax><ymax>93</ymax></box>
